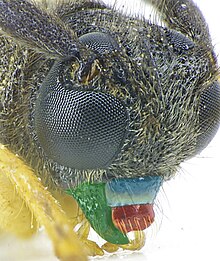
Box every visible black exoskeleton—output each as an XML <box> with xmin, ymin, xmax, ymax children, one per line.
<box><xmin>0</xmin><ymin>0</ymin><xmax>220</xmax><ymax>188</ymax></box>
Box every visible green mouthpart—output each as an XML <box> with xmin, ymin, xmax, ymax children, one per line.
<box><xmin>66</xmin><ymin>182</ymin><xmax>129</xmax><ymax>245</ymax></box>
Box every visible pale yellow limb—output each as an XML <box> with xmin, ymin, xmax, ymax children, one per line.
<box><xmin>120</xmin><ymin>231</ymin><xmax>146</xmax><ymax>251</ymax></box>
<box><xmin>52</xmin><ymin>191</ymin><xmax>85</xmax><ymax>228</ymax></box>
<box><xmin>82</xmin><ymin>239</ymin><xmax>104</xmax><ymax>256</ymax></box>
<box><xmin>0</xmin><ymin>144</ymin><xmax>87</xmax><ymax>261</ymax></box>
<box><xmin>77</xmin><ymin>220</ymin><xmax>104</xmax><ymax>256</ymax></box>
<box><xmin>0</xmin><ymin>170</ymin><xmax>38</xmax><ymax>238</ymax></box>
<box><xmin>77</xmin><ymin>220</ymin><xmax>90</xmax><ymax>239</ymax></box>
<box><xmin>101</xmin><ymin>242</ymin><xmax>120</xmax><ymax>253</ymax></box>
<box><xmin>102</xmin><ymin>231</ymin><xmax>146</xmax><ymax>253</ymax></box>
<box><xmin>53</xmin><ymin>192</ymin><xmax>104</xmax><ymax>256</ymax></box>
<box><xmin>52</xmin><ymin>191</ymin><xmax>104</xmax><ymax>256</ymax></box>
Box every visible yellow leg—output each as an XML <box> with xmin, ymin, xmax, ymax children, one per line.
<box><xmin>77</xmin><ymin>220</ymin><xmax>104</xmax><ymax>256</ymax></box>
<box><xmin>120</xmin><ymin>231</ymin><xmax>146</xmax><ymax>251</ymax></box>
<box><xmin>102</xmin><ymin>231</ymin><xmax>146</xmax><ymax>253</ymax></box>
<box><xmin>0</xmin><ymin>144</ymin><xmax>87</xmax><ymax>261</ymax></box>
<box><xmin>52</xmin><ymin>191</ymin><xmax>85</xmax><ymax>228</ymax></box>
<box><xmin>52</xmin><ymin>191</ymin><xmax>105</xmax><ymax>256</ymax></box>
<box><xmin>53</xmin><ymin>191</ymin><xmax>104</xmax><ymax>256</ymax></box>
<box><xmin>0</xmin><ymin>170</ymin><xmax>38</xmax><ymax>238</ymax></box>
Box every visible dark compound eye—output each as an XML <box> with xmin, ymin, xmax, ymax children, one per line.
<box><xmin>195</xmin><ymin>81</ymin><xmax>220</xmax><ymax>154</ymax></box>
<box><xmin>78</xmin><ymin>31</ymin><xmax>119</xmax><ymax>55</ymax></box>
<box><xmin>165</xmin><ymin>30</ymin><xmax>195</xmax><ymax>52</ymax></box>
<box><xmin>35</xmin><ymin>61</ymin><xmax>128</xmax><ymax>169</ymax></box>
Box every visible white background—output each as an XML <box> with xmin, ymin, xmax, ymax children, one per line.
<box><xmin>0</xmin><ymin>0</ymin><xmax>220</xmax><ymax>260</ymax></box>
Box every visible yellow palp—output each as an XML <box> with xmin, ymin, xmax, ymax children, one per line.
<box><xmin>101</xmin><ymin>230</ymin><xmax>146</xmax><ymax>253</ymax></box>
<box><xmin>120</xmin><ymin>231</ymin><xmax>146</xmax><ymax>251</ymax></box>
<box><xmin>0</xmin><ymin>144</ymin><xmax>87</xmax><ymax>261</ymax></box>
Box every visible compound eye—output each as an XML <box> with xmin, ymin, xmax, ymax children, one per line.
<box><xmin>79</xmin><ymin>32</ymin><xmax>119</xmax><ymax>55</ymax></box>
<box><xmin>35</xmin><ymin>61</ymin><xmax>128</xmax><ymax>169</ymax></box>
<box><xmin>195</xmin><ymin>81</ymin><xmax>220</xmax><ymax>154</ymax></box>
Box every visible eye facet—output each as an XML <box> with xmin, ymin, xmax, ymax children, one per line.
<box><xmin>195</xmin><ymin>81</ymin><xmax>220</xmax><ymax>154</ymax></box>
<box><xmin>79</xmin><ymin>31</ymin><xmax>119</xmax><ymax>55</ymax></box>
<box><xmin>165</xmin><ymin>30</ymin><xmax>195</xmax><ymax>52</ymax></box>
<box><xmin>35</xmin><ymin>61</ymin><xmax>128</xmax><ymax>169</ymax></box>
